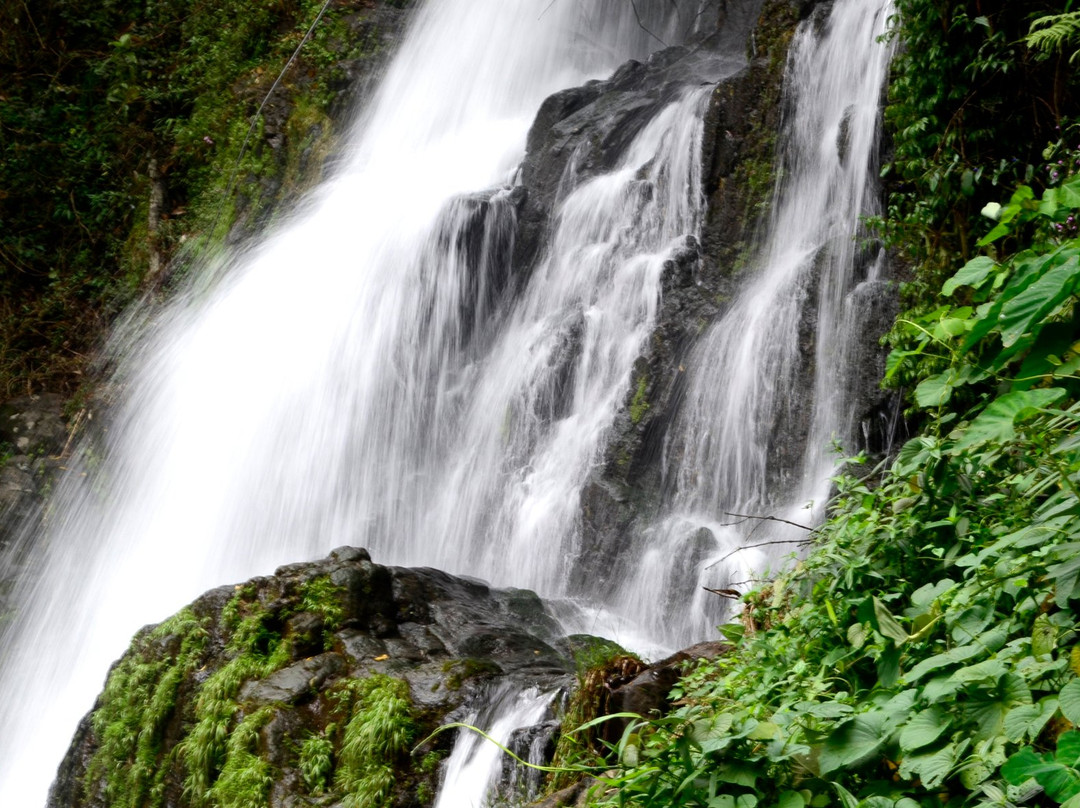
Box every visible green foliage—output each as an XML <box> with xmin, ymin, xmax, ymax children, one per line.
<box><xmin>548</xmin><ymin>639</ymin><xmax>644</xmax><ymax>793</ymax></box>
<box><xmin>84</xmin><ymin>609</ymin><xmax>208</xmax><ymax>807</ymax></box>
<box><xmin>334</xmin><ymin>675</ymin><xmax>415</xmax><ymax>808</ymax></box>
<box><xmin>1003</xmin><ymin>730</ymin><xmax>1080</xmax><ymax>804</ymax></box>
<box><xmin>881</xmin><ymin>0</ymin><xmax>1078</xmax><ymax>295</ymax></box>
<box><xmin>179</xmin><ymin>588</ymin><xmax>294</xmax><ymax>804</ymax></box>
<box><xmin>586</xmin><ymin>179</ymin><xmax>1080</xmax><ymax>808</ymax></box>
<box><xmin>298</xmin><ymin>575</ymin><xmax>346</xmax><ymax>630</ymax></box>
<box><xmin>1028</xmin><ymin>11</ymin><xmax>1080</xmax><ymax>63</ymax></box>
<box><xmin>0</xmin><ymin>0</ymin><xmax>392</xmax><ymax>395</ymax></box>
<box><xmin>208</xmin><ymin>706</ymin><xmax>276</xmax><ymax>808</ymax></box>
<box><xmin>299</xmin><ymin>730</ymin><xmax>335</xmax><ymax>795</ymax></box>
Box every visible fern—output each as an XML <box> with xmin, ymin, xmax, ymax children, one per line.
<box><xmin>1027</xmin><ymin>11</ymin><xmax>1080</xmax><ymax>62</ymax></box>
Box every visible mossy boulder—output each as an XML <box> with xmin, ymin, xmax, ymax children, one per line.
<box><xmin>49</xmin><ymin>547</ymin><xmax>577</xmax><ymax>808</ymax></box>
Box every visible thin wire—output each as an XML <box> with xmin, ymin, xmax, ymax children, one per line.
<box><xmin>205</xmin><ymin>0</ymin><xmax>336</xmax><ymax>248</ymax></box>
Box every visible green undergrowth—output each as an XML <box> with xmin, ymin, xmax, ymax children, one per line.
<box><xmin>180</xmin><ymin>575</ymin><xmax>346</xmax><ymax>803</ymax></box>
<box><xmin>0</xmin><ymin>0</ymin><xmax>399</xmax><ymax>395</ymax></box>
<box><xmin>84</xmin><ymin>608</ymin><xmax>208</xmax><ymax>807</ymax></box>
<box><xmin>547</xmin><ymin>637</ymin><xmax>644</xmax><ymax>793</ymax></box>
<box><xmin>207</xmin><ymin>706</ymin><xmax>276</xmax><ymax>808</ymax></box>
<box><xmin>80</xmin><ymin>573</ymin><xmax>428</xmax><ymax>808</ymax></box>
<box><xmin>333</xmin><ymin>674</ymin><xmax>416</xmax><ymax>808</ymax></box>
<box><xmin>298</xmin><ymin>729</ymin><xmax>336</xmax><ymax>795</ymax></box>
<box><xmin>581</xmin><ymin>177</ymin><xmax>1080</xmax><ymax>807</ymax></box>
<box><xmin>82</xmin><ymin>570</ymin><xmax>347</xmax><ymax>803</ymax></box>
<box><xmin>879</xmin><ymin>0</ymin><xmax>1080</xmax><ymax>299</ymax></box>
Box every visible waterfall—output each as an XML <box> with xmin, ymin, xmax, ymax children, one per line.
<box><xmin>610</xmin><ymin>0</ymin><xmax>895</xmax><ymax>647</ymax></box>
<box><xmin>433</xmin><ymin>686</ymin><xmax>555</xmax><ymax>808</ymax></box>
<box><xmin>0</xmin><ymin>0</ymin><xmax>897</xmax><ymax>803</ymax></box>
<box><xmin>0</xmin><ymin>1</ymin><xmax>703</xmax><ymax>802</ymax></box>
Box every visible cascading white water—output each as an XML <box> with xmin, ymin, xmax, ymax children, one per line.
<box><xmin>433</xmin><ymin>686</ymin><xmax>555</xmax><ymax>808</ymax></box>
<box><xmin>0</xmin><ymin>1</ymin><xmax>709</xmax><ymax>803</ymax></box>
<box><xmin>610</xmin><ymin>0</ymin><xmax>896</xmax><ymax>647</ymax></box>
<box><xmin>0</xmin><ymin>0</ymin><xmax>898</xmax><ymax>803</ymax></box>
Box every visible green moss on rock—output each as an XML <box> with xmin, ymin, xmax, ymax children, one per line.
<box><xmin>629</xmin><ymin>374</ymin><xmax>650</xmax><ymax>425</ymax></box>
<box><xmin>84</xmin><ymin>608</ymin><xmax>208</xmax><ymax>808</ymax></box>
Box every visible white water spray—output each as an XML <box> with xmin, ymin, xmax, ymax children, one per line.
<box><xmin>433</xmin><ymin>687</ymin><xmax>555</xmax><ymax>808</ymax></box>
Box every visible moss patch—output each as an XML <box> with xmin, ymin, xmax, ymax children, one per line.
<box><xmin>333</xmin><ymin>674</ymin><xmax>416</xmax><ymax>808</ymax></box>
<box><xmin>84</xmin><ymin>608</ymin><xmax>209</xmax><ymax>808</ymax></box>
<box><xmin>441</xmin><ymin>658</ymin><xmax>503</xmax><ymax>691</ymax></box>
<box><xmin>629</xmin><ymin>373</ymin><xmax>650</xmax><ymax>425</ymax></box>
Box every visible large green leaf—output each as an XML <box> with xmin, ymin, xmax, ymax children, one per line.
<box><xmin>1003</xmin><ymin>746</ymin><xmax>1080</xmax><ymax>801</ymax></box>
<box><xmin>818</xmin><ymin>713</ymin><xmax>887</xmax><ymax>773</ymax></box>
<box><xmin>899</xmin><ymin>707</ymin><xmax>951</xmax><ymax>752</ymax></box>
<box><xmin>949</xmin><ymin>603</ymin><xmax>994</xmax><ymax>644</ymax></box>
<box><xmin>716</xmin><ymin>761</ymin><xmax>758</xmax><ymax>787</ymax></box>
<box><xmin>906</xmin><ymin>639</ymin><xmax>988</xmax><ymax>682</ymax></box>
<box><xmin>914</xmin><ymin>372</ymin><xmax>954</xmax><ymax>409</ymax></box>
<box><xmin>1060</xmin><ymin>680</ymin><xmax>1080</xmax><ymax>724</ymax></box>
<box><xmin>951</xmin><ymin>388</ymin><xmax>1067</xmax><ymax>452</ymax></box>
<box><xmin>1002</xmin><ymin>747</ymin><xmax>1047</xmax><ymax>784</ymax></box>
<box><xmin>1048</xmin><ymin>545</ymin><xmax>1080</xmax><ymax>605</ymax></box>
<box><xmin>1056</xmin><ymin>731</ymin><xmax>1080</xmax><ymax>767</ymax></box>
<box><xmin>999</xmin><ymin>254</ymin><xmax>1080</xmax><ymax>347</ymax></box>
<box><xmin>831</xmin><ymin>784</ymin><xmax>858</xmax><ymax>808</ymax></box>
<box><xmin>898</xmin><ymin>741</ymin><xmax>964</xmax><ymax>789</ymax></box>
<box><xmin>943</xmin><ymin>256</ymin><xmax>996</xmax><ymax>296</ymax></box>
<box><xmin>1015</xmin><ymin>323</ymin><xmax>1080</xmax><ymax>390</ymax></box>
<box><xmin>962</xmin><ymin>297</ymin><xmax>1005</xmax><ymax>351</ymax></box>
<box><xmin>777</xmin><ymin>791</ymin><xmax>805</xmax><ymax>808</ymax></box>
<box><xmin>892</xmin><ymin>436</ymin><xmax>938</xmax><ymax>476</ymax></box>
<box><xmin>1004</xmin><ymin>699</ymin><xmax>1058</xmax><ymax>743</ymax></box>
<box><xmin>966</xmin><ymin>673</ymin><xmax>1032</xmax><ymax>741</ymax></box>
<box><xmin>795</xmin><ymin>701</ymin><xmax>854</xmax><ymax>719</ymax></box>
<box><xmin>872</xmin><ymin>598</ymin><xmax>909</xmax><ymax>645</ymax></box>
<box><xmin>1042</xmin><ymin>763</ymin><xmax>1080</xmax><ymax>803</ymax></box>
<box><xmin>1033</xmin><ymin>613</ymin><xmax>1057</xmax><ymax>657</ymax></box>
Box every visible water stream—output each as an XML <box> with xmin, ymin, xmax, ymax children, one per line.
<box><xmin>610</xmin><ymin>0</ymin><xmax>895</xmax><ymax>648</ymax></box>
<box><xmin>0</xmin><ymin>0</ymin><xmax>893</xmax><ymax>803</ymax></box>
<box><xmin>432</xmin><ymin>686</ymin><xmax>555</xmax><ymax>808</ymax></box>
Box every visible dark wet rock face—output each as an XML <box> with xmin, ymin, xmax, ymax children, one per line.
<box><xmin>561</xmin><ymin>0</ymin><xmax>829</xmax><ymax>597</ymax></box>
<box><xmin>513</xmin><ymin>22</ymin><xmax>753</xmax><ymax>287</ymax></box>
<box><xmin>49</xmin><ymin>548</ymin><xmax>575</xmax><ymax>808</ymax></box>
<box><xmin>0</xmin><ymin>394</ymin><xmax>68</xmax><ymax>619</ymax></box>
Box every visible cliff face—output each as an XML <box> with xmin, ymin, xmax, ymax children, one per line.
<box><xmin>0</xmin><ymin>0</ymin><xmax>420</xmax><ymax>663</ymax></box>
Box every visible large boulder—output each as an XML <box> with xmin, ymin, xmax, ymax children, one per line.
<box><xmin>49</xmin><ymin>548</ymin><xmax>576</xmax><ymax>808</ymax></box>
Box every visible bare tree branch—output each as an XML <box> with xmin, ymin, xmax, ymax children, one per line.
<box><xmin>720</xmin><ymin>511</ymin><xmax>814</xmax><ymax>531</ymax></box>
<box><xmin>706</xmin><ymin>537</ymin><xmax>811</xmax><ymax>569</ymax></box>
<box><xmin>629</xmin><ymin>0</ymin><xmax>669</xmax><ymax>47</ymax></box>
<box><xmin>703</xmin><ymin>586</ymin><xmax>742</xmax><ymax>599</ymax></box>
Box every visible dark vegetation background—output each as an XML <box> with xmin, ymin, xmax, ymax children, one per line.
<box><xmin>0</xmin><ymin>0</ymin><xmax>411</xmax><ymax>398</ymax></box>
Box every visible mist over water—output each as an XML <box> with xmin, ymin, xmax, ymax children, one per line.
<box><xmin>0</xmin><ymin>0</ymin><xmax>893</xmax><ymax>804</ymax></box>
